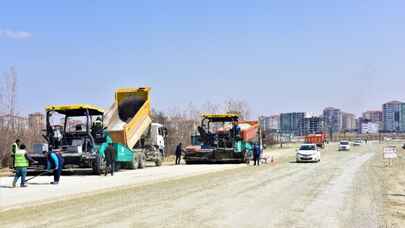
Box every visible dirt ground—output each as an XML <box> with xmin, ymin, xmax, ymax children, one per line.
<box><xmin>1</xmin><ymin>142</ymin><xmax>404</xmax><ymax>228</ymax></box>
<box><xmin>378</xmin><ymin>142</ymin><xmax>405</xmax><ymax>228</ymax></box>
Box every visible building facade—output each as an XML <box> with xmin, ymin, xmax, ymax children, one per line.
<box><xmin>342</xmin><ymin>112</ymin><xmax>356</xmax><ymax>132</ymax></box>
<box><xmin>280</xmin><ymin>112</ymin><xmax>305</xmax><ymax>136</ymax></box>
<box><xmin>0</xmin><ymin>114</ymin><xmax>28</xmax><ymax>130</ymax></box>
<box><xmin>383</xmin><ymin>101</ymin><xmax>403</xmax><ymax>132</ymax></box>
<box><xmin>361</xmin><ymin>121</ymin><xmax>379</xmax><ymax>134</ymax></box>
<box><xmin>363</xmin><ymin>111</ymin><xmax>383</xmax><ymax>122</ymax></box>
<box><xmin>401</xmin><ymin>103</ymin><xmax>405</xmax><ymax>132</ymax></box>
<box><xmin>268</xmin><ymin>115</ymin><xmax>280</xmax><ymax>131</ymax></box>
<box><xmin>28</xmin><ymin>112</ymin><xmax>45</xmax><ymax>130</ymax></box>
<box><xmin>323</xmin><ymin>107</ymin><xmax>343</xmax><ymax>133</ymax></box>
<box><xmin>304</xmin><ymin>116</ymin><xmax>324</xmax><ymax>135</ymax></box>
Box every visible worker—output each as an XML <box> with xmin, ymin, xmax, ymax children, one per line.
<box><xmin>92</xmin><ymin>117</ymin><xmax>103</xmax><ymax>132</ymax></box>
<box><xmin>12</xmin><ymin>144</ymin><xmax>36</xmax><ymax>188</ymax></box>
<box><xmin>175</xmin><ymin>143</ymin><xmax>182</xmax><ymax>165</ymax></box>
<box><xmin>10</xmin><ymin>139</ymin><xmax>21</xmax><ymax>169</ymax></box>
<box><xmin>45</xmin><ymin>146</ymin><xmax>64</xmax><ymax>185</ymax></box>
<box><xmin>231</xmin><ymin>121</ymin><xmax>241</xmax><ymax>139</ymax></box>
<box><xmin>104</xmin><ymin>144</ymin><xmax>116</xmax><ymax>176</ymax></box>
<box><xmin>253</xmin><ymin>143</ymin><xmax>261</xmax><ymax>166</ymax></box>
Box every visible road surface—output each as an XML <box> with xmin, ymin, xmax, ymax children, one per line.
<box><xmin>0</xmin><ymin>142</ymin><xmax>400</xmax><ymax>228</ymax></box>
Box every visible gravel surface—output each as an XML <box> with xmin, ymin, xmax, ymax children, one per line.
<box><xmin>0</xmin><ymin>142</ymin><xmax>397</xmax><ymax>228</ymax></box>
<box><xmin>0</xmin><ymin>163</ymin><xmax>244</xmax><ymax>210</ymax></box>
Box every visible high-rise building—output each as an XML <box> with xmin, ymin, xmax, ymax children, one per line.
<box><xmin>28</xmin><ymin>112</ymin><xmax>45</xmax><ymax>130</ymax></box>
<box><xmin>383</xmin><ymin>101</ymin><xmax>403</xmax><ymax>132</ymax></box>
<box><xmin>323</xmin><ymin>107</ymin><xmax>343</xmax><ymax>133</ymax></box>
<box><xmin>259</xmin><ymin>115</ymin><xmax>280</xmax><ymax>132</ymax></box>
<box><xmin>362</xmin><ymin>110</ymin><xmax>383</xmax><ymax>131</ymax></box>
<box><xmin>363</xmin><ymin>111</ymin><xmax>383</xmax><ymax>122</ymax></box>
<box><xmin>342</xmin><ymin>112</ymin><xmax>356</xmax><ymax>131</ymax></box>
<box><xmin>259</xmin><ymin>116</ymin><xmax>270</xmax><ymax>131</ymax></box>
<box><xmin>268</xmin><ymin>115</ymin><xmax>280</xmax><ymax>131</ymax></box>
<box><xmin>280</xmin><ymin>112</ymin><xmax>305</xmax><ymax>136</ymax></box>
<box><xmin>304</xmin><ymin>115</ymin><xmax>324</xmax><ymax>135</ymax></box>
<box><xmin>401</xmin><ymin>103</ymin><xmax>405</xmax><ymax>132</ymax></box>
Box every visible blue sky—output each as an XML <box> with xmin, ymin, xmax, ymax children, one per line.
<box><xmin>0</xmin><ymin>0</ymin><xmax>404</xmax><ymax>117</ymax></box>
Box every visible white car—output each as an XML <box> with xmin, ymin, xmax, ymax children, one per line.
<box><xmin>339</xmin><ymin>141</ymin><xmax>351</xmax><ymax>151</ymax></box>
<box><xmin>296</xmin><ymin>144</ymin><xmax>321</xmax><ymax>163</ymax></box>
<box><xmin>352</xmin><ymin>139</ymin><xmax>362</xmax><ymax>146</ymax></box>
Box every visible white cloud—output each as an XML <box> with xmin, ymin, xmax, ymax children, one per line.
<box><xmin>0</xmin><ymin>29</ymin><xmax>32</xmax><ymax>39</ymax></box>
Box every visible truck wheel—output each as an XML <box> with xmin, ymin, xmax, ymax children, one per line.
<box><xmin>114</xmin><ymin>162</ymin><xmax>121</xmax><ymax>172</ymax></box>
<box><xmin>155</xmin><ymin>159</ymin><xmax>162</xmax><ymax>167</ymax></box>
<box><xmin>138</xmin><ymin>153</ymin><xmax>145</xmax><ymax>169</ymax></box>
<box><xmin>93</xmin><ymin>154</ymin><xmax>106</xmax><ymax>175</ymax></box>
<box><xmin>128</xmin><ymin>152</ymin><xmax>138</xmax><ymax>170</ymax></box>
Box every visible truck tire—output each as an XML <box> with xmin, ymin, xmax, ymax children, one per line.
<box><xmin>128</xmin><ymin>152</ymin><xmax>138</xmax><ymax>170</ymax></box>
<box><xmin>155</xmin><ymin>159</ymin><xmax>162</xmax><ymax>167</ymax></box>
<box><xmin>138</xmin><ymin>152</ymin><xmax>145</xmax><ymax>169</ymax></box>
<box><xmin>155</xmin><ymin>150</ymin><xmax>163</xmax><ymax>167</ymax></box>
<box><xmin>93</xmin><ymin>154</ymin><xmax>106</xmax><ymax>175</ymax></box>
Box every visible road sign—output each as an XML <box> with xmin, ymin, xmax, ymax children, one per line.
<box><xmin>383</xmin><ymin>146</ymin><xmax>398</xmax><ymax>159</ymax></box>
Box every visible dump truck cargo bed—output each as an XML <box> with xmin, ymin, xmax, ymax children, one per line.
<box><xmin>104</xmin><ymin>87</ymin><xmax>152</xmax><ymax>149</ymax></box>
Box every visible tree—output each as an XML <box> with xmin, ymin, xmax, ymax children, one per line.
<box><xmin>223</xmin><ymin>99</ymin><xmax>251</xmax><ymax>120</ymax></box>
<box><xmin>0</xmin><ymin>67</ymin><xmax>18</xmax><ymax>167</ymax></box>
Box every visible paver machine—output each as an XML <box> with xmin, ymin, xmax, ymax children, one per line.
<box><xmin>184</xmin><ymin>114</ymin><xmax>262</xmax><ymax>164</ymax></box>
<box><xmin>29</xmin><ymin>104</ymin><xmax>112</xmax><ymax>174</ymax></box>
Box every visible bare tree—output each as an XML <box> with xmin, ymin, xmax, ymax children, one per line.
<box><xmin>223</xmin><ymin>98</ymin><xmax>251</xmax><ymax>120</ymax></box>
<box><xmin>0</xmin><ymin>67</ymin><xmax>18</xmax><ymax>167</ymax></box>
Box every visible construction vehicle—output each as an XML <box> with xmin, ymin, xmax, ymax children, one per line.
<box><xmin>28</xmin><ymin>87</ymin><xmax>167</xmax><ymax>174</ymax></box>
<box><xmin>305</xmin><ymin>133</ymin><xmax>326</xmax><ymax>148</ymax></box>
<box><xmin>104</xmin><ymin>87</ymin><xmax>167</xmax><ymax>169</ymax></box>
<box><xmin>184</xmin><ymin>114</ymin><xmax>262</xmax><ymax>164</ymax></box>
<box><xmin>28</xmin><ymin>104</ymin><xmax>110</xmax><ymax>173</ymax></box>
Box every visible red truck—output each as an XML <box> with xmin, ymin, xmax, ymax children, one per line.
<box><xmin>305</xmin><ymin>133</ymin><xmax>326</xmax><ymax>148</ymax></box>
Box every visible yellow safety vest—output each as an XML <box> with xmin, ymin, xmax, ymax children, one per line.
<box><xmin>14</xmin><ymin>149</ymin><xmax>29</xmax><ymax>168</ymax></box>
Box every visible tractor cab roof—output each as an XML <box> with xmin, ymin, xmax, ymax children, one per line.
<box><xmin>46</xmin><ymin>104</ymin><xmax>104</xmax><ymax>116</ymax></box>
<box><xmin>202</xmin><ymin>114</ymin><xmax>240</xmax><ymax>122</ymax></box>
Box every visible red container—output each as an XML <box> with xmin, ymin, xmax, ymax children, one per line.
<box><xmin>239</xmin><ymin>121</ymin><xmax>259</xmax><ymax>141</ymax></box>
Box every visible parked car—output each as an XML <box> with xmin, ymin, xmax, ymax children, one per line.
<box><xmin>402</xmin><ymin>144</ymin><xmax>405</xmax><ymax>150</ymax></box>
<box><xmin>339</xmin><ymin>141</ymin><xmax>351</xmax><ymax>151</ymax></box>
<box><xmin>352</xmin><ymin>139</ymin><xmax>362</xmax><ymax>147</ymax></box>
<box><xmin>296</xmin><ymin>144</ymin><xmax>321</xmax><ymax>163</ymax></box>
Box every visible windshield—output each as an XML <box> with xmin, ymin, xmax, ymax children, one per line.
<box><xmin>300</xmin><ymin>145</ymin><xmax>316</xmax><ymax>150</ymax></box>
<box><xmin>340</xmin><ymin>141</ymin><xmax>349</xmax><ymax>145</ymax></box>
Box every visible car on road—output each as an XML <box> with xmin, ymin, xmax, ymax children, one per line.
<box><xmin>339</xmin><ymin>141</ymin><xmax>351</xmax><ymax>151</ymax></box>
<box><xmin>352</xmin><ymin>139</ymin><xmax>363</xmax><ymax>147</ymax></box>
<box><xmin>296</xmin><ymin>144</ymin><xmax>321</xmax><ymax>163</ymax></box>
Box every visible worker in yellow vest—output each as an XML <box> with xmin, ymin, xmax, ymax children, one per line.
<box><xmin>12</xmin><ymin>144</ymin><xmax>36</xmax><ymax>188</ymax></box>
<box><xmin>10</xmin><ymin>139</ymin><xmax>21</xmax><ymax>169</ymax></box>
